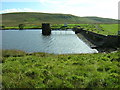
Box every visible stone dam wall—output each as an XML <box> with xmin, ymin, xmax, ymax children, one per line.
<box><xmin>74</xmin><ymin>28</ymin><xmax>120</xmax><ymax>52</ymax></box>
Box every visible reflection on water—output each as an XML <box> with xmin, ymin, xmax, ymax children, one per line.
<box><xmin>2</xmin><ymin>30</ymin><xmax>98</xmax><ymax>54</ymax></box>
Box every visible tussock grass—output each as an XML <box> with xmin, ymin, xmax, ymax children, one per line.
<box><xmin>2</xmin><ymin>50</ymin><xmax>120</xmax><ymax>88</ymax></box>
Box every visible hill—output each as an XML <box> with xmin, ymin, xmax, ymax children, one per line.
<box><xmin>1</xmin><ymin>12</ymin><xmax>118</xmax><ymax>26</ymax></box>
<box><xmin>84</xmin><ymin>16</ymin><xmax>118</xmax><ymax>24</ymax></box>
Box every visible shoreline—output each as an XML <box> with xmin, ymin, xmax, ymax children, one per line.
<box><xmin>1</xmin><ymin>29</ymin><xmax>119</xmax><ymax>53</ymax></box>
<box><xmin>0</xmin><ymin>28</ymin><xmax>42</xmax><ymax>30</ymax></box>
<box><xmin>76</xmin><ymin>33</ymin><xmax>119</xmax><ymax>53</ymax></box>
<box><xmin>0</xmin><ymin>28</ymin><xmax>70</xmax><ymax>30</ymax></box>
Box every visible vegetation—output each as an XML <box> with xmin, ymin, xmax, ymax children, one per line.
<box><xmin>84</xmin><ymin>17</ymin><xmax>118</xmax><ymax>24</ymax></box>
<box><xmin>52</xmin><ymin>24</ymin><xmax>118</xmax><ymax>35</ymax></box>
<box><xmin>1</xmin><ymin>26</ymin><xmax>5</xmax><ymax>29</ymax></box>
<box><xmin>99</xmin><ymin>24</ymin><xmax>118</xmax><ymax>35</ymax></box>
<box><xmin>1</xmin><ymin>12</ymin><xmax>118</xmax><ymax>27</ymax></box>
<box><xmin>19</xmin><ymin>24</ymin><xmax>25</xmax><ymax>30</ymax></box>
<box><xmin>76</xmin><ymin>24</ymin><xmax>119</xmax><ymax>35</ymax></box>
<box><xmin>2</xmin><ymin>50</ymin><xmax>120</xmax><ymax>88</ymax></box>
<box><xmin>1</xmin><ymin>12</ymin><xmax>119</xmax><ymax>35</ymax></box>
<box><xmin>1</xmin><ymin>23</ymin><xmax>118</xmax><ymax>35</ymax></box>
<box><xmin>1</xmin><ymin>12</ymin><xmax>119</xmax><ymax>88</ymax></box>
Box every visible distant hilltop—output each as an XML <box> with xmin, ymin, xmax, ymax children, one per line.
<box><xmin>1</xmin><ymin>12</ymin><xmax>118</xmax><ymax>26</ymax></box>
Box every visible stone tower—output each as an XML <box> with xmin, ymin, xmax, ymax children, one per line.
<box><xmin>42</xmin><ymin>23</ymin><xmax>51</xmax><ymax>35</ymax></box>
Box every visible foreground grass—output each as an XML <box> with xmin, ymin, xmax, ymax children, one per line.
<box><xmin>1</xmin><ymin>50</ymin><xmax>120</xmax><ymax>88</ymax></box>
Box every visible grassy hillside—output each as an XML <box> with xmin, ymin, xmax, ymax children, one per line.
<box><xmin>84</xmin><ymin>17</ymin><xmax>118</xmax><ymax>24</ymax></box>
<box><xmin>1</xmin><ymin>50</ymin><xmax>120</xmax><ymax>88</ymax></box>
<box><xmin>1</xmin><ymin>12</ymin><xmax>118</xmax><ymax>27</ymax></box>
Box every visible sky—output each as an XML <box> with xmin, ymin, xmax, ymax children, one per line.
<box><xmin>0</xmin><ymin>0</ymin><xmax>119</xmax><ymax>19</ymax></box>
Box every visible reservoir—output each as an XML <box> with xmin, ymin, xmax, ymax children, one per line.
<box><xmin>1</xmin><ymin>30</ymin><xmax>98</xmax><ymax>54</ymax></box>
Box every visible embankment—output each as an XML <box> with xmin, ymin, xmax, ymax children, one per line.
<box><xmin>74</xmin><ymin>28</ymin><xmax>120</xmax><ymax>52</ymax></box>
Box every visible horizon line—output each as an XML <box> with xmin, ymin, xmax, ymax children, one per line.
<box><xmin>0</xmin><ymin>11</ymin><xmax>119</xmax><ymax>20</ymax></box>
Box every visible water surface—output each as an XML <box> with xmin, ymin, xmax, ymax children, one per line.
<box><xmin>2</xmin><ymin>30</ymin><xmax>98</xmax><ymax>54</ymax></box>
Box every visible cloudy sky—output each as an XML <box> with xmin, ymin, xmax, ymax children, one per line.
<box><xmin>0</xmin><ymin>0</ymin><xmax>119</xmax><ymax>19</ymax></box>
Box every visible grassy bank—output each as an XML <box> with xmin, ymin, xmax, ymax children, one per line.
<box><xmin>1</xmin><ymin>50</ymin><xmax>120</xmax><ymax>88</ymax></box>
<box><xmin>1</xmin><ymin>24</ymin><xmax>118</xmax><ymax>35</ymax></box>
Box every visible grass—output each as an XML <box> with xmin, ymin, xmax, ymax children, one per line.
<box><xmin>99</xmin><ymin>24</ymin><xmax>118</xmax><ymax>35</ymax></box>
<box><xmin>1</xmin><ymin>12</ymin><xmax>118</xmax><ymax>27</ymax></box>
<box><xmin>1</xmin><ymin>24</ymin><xmax>118</xmax><ymax>35</ymax></box>
<box><xmin>76</xmin><ymin>24</ymin><xmax>119</xmax><ymax>35</ymax></box>
<box><xmin>2</xmin><ymin>50</ymin><xmax>120</xmax><ymax>88</ymax></box>
<box><xmin>1</xmin><ymin>23</ymin><xmax>118</xmax><ymax>35</ymax></box>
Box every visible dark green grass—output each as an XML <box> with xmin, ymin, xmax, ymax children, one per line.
<box><xmin>2</xmin><ymin>50</ymin><xmax>120</xmax><ymax>88</ymax></box>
